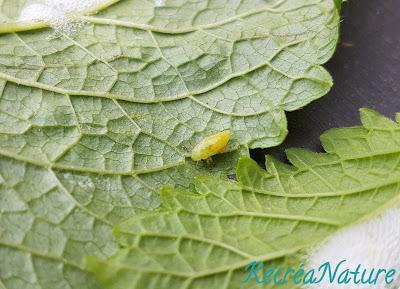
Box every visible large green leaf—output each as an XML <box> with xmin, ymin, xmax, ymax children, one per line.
<box><xmin>0</xmin><ymin>0</ymin><xmax>340</xmax><ymax>201</ymax></box>
<box><xmin>0</xmin><ymin>1</ymin><xmax>340</xmax><ymax>288</ymax></box>
<box><xmin>86</xmin><ymin>109</ymin><xmax>400</xmax><ymax>289</ymax></box>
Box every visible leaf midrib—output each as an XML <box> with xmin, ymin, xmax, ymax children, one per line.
<box><xmin>100</xmin><ymin>193</ymin><xmax>400</xmax><ymax>282</ymax></box>
<box><xmin>91</xmin><ymin>244</ymin><xmax>306</xmax><ymax>280</ymax></box>
<box><xmin>80</xmin><ymin>0</ymin><xmax>327</xmax><ymax>34</ymax></box>
<box><xmin>0</xmin><ymin>0</ymin><xmax>326</xmax><ymax>35</ymax></box>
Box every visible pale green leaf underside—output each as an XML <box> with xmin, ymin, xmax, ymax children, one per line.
<box><xmin>0</xmin><ymin>1</ymin><xmax>339</xmax><ymax>289</ymax></box>
<box><xmin>86</xmin><ymin>109</ymin><xmax>400</xmax><ymax>289</ymax></box>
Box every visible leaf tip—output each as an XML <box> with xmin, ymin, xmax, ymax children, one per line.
<box><xmin>159</xmin><ymin>186</ymin><xmax>178</xmax><ymax>209</ymax></box>
<box><xmin>84</xmin><ymin>255</ymin><xmax>102</xmax><ymax>273</ymax></box>
<box><xmin>359</xmin><ymin>108</ymin><xmax>398</xmax><ymax>128</ymax></box>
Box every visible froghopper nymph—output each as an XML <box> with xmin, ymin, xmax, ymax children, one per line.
<box><xmin>191</xmin><ymin>130</ymin><xmax>231</xmax><ymax>161</ymax></box>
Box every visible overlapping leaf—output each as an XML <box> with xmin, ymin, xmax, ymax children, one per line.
<box><xmin>0</xmin><ymin>1</ymin><xmax>340</xmax><ymax>288</ymax></box>
<box><xmin>86</xmin><ymin>109</ymin><xmax>400</xmax><ymax>289</ymax></box>
<box><xmin>0</xmin><ymin>0</ymin><xmax>340</xmax><ymax>204</ymax></box>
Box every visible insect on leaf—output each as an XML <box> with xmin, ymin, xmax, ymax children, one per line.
<box><xmin>86</xmin><ymin>109</ymin><xmax>400</xmax><ymax>289</ymax></box>
<box><xmin>191</xmin><ymin>130</ymin><xmax>231</xmax><ymax>161</ymax></box>
<box><xmin>0</xmin><ymin>0</ymin><xmax>341</xmax><ymax>288</ymax></box>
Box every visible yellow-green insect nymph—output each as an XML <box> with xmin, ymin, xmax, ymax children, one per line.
<box><xmin>191</xmin><ymin>130</ymin><xmax>231</xmax><ymax>161</ymax></box>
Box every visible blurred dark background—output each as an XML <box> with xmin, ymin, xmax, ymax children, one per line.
<box><xmin>251</xmin><ymin>0</ymin><xmax>400</xmax><ymax>163</ymax></box>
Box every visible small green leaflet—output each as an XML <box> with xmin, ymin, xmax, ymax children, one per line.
<box><xmin>0</xmin><ymin>2</ymin><xmax>340</xmax><ymax>289</ymax></box>
<box><xmin>86</xmin><ymin>109</ymin><xmax>400</xmax><ymax>289</ymax></box>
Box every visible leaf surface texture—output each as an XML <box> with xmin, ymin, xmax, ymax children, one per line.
<box><xmin>0</xmin><ymin>1</ymin><xmax>340</xmax><ymax>288</ymax></box>
<box><xmin>87</xmin><ymin>109</ymin><xmax>400</xmax><ymax>289</ymax></box>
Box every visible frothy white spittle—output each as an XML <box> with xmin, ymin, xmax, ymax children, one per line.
<box><xmin>307</xmin><ymin>209</ymin><xmax>400</xmax><ymax>289</ymax></box>
<box><xmin>18</xmin><ymin>3</ymin><xmax>55</xmax><ymax>22</ymax></box>
<box><xmin>18</xmin><ymin>0</ymin><xmax>110</xmax><ymax>34</ymax></box>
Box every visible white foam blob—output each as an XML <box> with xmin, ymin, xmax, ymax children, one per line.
<box><xmin>18</xmin><ymin>0</ymin><xmax>110</xmax><ymax>34</ymax></box>
<box><xmin>18</xmin><ymin>3</ymin><xmax>56</xmax><ymax>22</ymax></box>
<box><xmin>307</xmin><ymin>209</ymin><xmax>400</xmax><ymax>289</ymax></box>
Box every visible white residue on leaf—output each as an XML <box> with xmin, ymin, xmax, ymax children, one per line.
<box><xmin>18</xmin><ymin>3</ymin><xmax>55</xmax><ymax>22</ymax></box>
<box><xmin>18</xmin><ymin>0</ymin><xmax>110</xmax><ymax>34</ymax></box>
<box><xmin>306</xmin><ymin>209</ymin><xmax>400</xmax><ymax>289</ymax></box>
<box><xmin>154</xmin><ymin>0</ymin><xmax>166</xmax><ymax>7</ymax></box>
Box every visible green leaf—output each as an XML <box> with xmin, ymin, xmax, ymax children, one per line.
<box><xmin>0</xmin><ymin>0</ymin><xmax>341</xmax><ymax>202</ymax></box>
<box><xmin>86</xmin><ymin>109</ymin><xmax>400</xmax><ymax>289</ymax></box>
<box><xmin>334</xmin><ymin>0</ymin><xmax>343</xmax><ymax>11</ymax></box>
<box><xmin>0</xmin><ymin>1</ymin><xmax>340</xmax><ymax>288</ymax></box>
